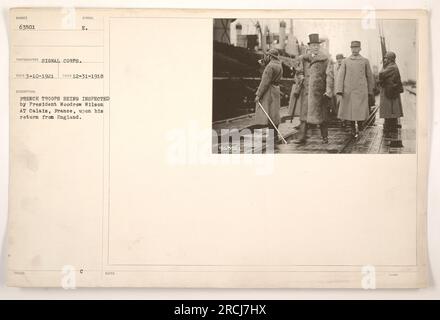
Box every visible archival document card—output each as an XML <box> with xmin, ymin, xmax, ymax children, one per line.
<box><xmin>7</xmin><ymin>8</ymin><xmax>429</xmax><ymax>288</ymax></box>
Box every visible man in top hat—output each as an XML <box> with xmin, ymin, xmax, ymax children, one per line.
<box><xmin>378</xmin><ymin>51</ymin><xmax>404</xmax><ymax>137</ymax></box>
<box><xmin>253</xmin><ymin>48</ymin><xmax>284</xmax><ymax>137</ymax></box>
<box><xmin>325</xmin><ymin>53</ymin><xmax>345</xmax><ymax>122</ymax></box>
<box><xmin>292</xmin><ymin>33</ymin><xmax>330</xmax><ymax>144</ymax></box>
<box><xmin>335</xmin><ymin>41</ymin><xmax>375</xmax><ymax>138</ymax></box>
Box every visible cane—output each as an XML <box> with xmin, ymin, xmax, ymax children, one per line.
<box><xmin>257</xmin><ymin>101</ymin><xmax>288</xmax><ymax>144</ymax></box>
<box><xmin>289</xmin><ymin>78</ymin><xmax>304</xmax><ymax>123</ymax></box>
<box><xmin>290</xmin><ymin>93</ymin><xmax>300</xmax><ymax>123</ymax></box>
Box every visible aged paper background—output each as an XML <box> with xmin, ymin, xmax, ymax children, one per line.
<box><xmin>5</xmin><ymin>7</ymin><xmax>429</xmax><ymax>289</ymax></box>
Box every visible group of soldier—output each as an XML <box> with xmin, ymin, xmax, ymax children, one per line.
<box><xmin>252</xmin><ymin>33</ymin><xmax>405</xmax><ymax>145</ymax></box>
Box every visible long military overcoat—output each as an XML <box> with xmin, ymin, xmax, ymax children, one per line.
<box><xmin>335</xmin><ymin>54</ymin><xmax>375</xmax><ymax>121</ymax></box>
<box><xmin>255</xmin><ymin>59</ymin><xmax>283</xmax><ymax>127</ymax></box>
<box><xmin>378</xmin><ymin>61</ymin><xmax>404</xmax><ymax>119</ymax></box>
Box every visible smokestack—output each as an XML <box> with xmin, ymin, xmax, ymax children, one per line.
<box><xmin>262</xmin><ymin>25</ymin><xmax>269</xmax><ymax>51</ymax></box>
<box><xmin>285</xmin><ymin>19</ymin><xmax>299</xmax><ymax>56</ymax></box>
<box><xmin>235</xmin><ymin>23</ymin><xmax>242</xmax><ymax>46</ymax></box>
<box><xmin>236</xmin><ymin>23</ymin><xmax>242</xmax><ymax>35</ymax></box>
<box><xmin>279</xmin><ymin>20</ymin><xmax>286</xmax><ymax>51</ymax></box>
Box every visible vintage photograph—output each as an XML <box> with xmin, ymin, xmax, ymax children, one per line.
<box><xmin>5</xmin><ymin>7</ymin><xmax>430</xmax><ymax>291</ymax></box>
<box><xmin>212</xmin><ymin>19</ymin><xmax>417</xmax><ymax>154</ymax></box>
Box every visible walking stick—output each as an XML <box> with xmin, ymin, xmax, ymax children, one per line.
<box><xmin>257</xmin><ymin>100</ymin><xmax>288</xmax><ymax>144</ymax></box>
<box><xmin>289</xmin><ymin>78</ymin><xmax>304</xmax><ymax>122</ymax></box>
<box><xmin>290</xmin><ymin>93</ymin><xmax>300</xmax><ymax>123</ymax></box>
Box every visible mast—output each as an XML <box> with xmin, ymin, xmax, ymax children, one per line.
<box><xmin>378</xmin><ymin>20</ymin><xmax>387</xmax><ymax>64</ymax></box>
<box><xmin>255</xmin><ymin>20</ymin><xmax>266</xmax><ymax>52</ymax></box>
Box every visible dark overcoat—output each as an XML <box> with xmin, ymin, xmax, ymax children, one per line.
<box><xmin>378</xmin><ymin>62</ymin><xmax>404</xmax><ymax>119</ymax></box>
<box><xmin>255</xmin><ymin>59</ymin><xmax>283</xmax><ymax>126</ymax></box>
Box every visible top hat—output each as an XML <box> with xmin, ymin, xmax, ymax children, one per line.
<box><xmin>350</xmin><ymin>40</ymin><xmax>361</xmax><ymax>48</ymax></box>
<box><xmin>336</xmin><ymin>53</ymin><xmax>345</xmax><ymax>60</ymax></box>
<box><xmin>308</xmin><ymin>33</ymin><xmax>324</xmax><ymax>45</ymax></box>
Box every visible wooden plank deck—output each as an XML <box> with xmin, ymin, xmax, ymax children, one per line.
<box><xmin>343</xmin><ymin>90</ymin><xmax>416</xmax><ymax>154</ymax></box>
<box><xmin>213</xmin><ymin>88</ymin><xmax>416</xmax><ymax>154</ymax></box>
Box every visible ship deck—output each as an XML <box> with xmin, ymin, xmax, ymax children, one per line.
<box><xmin>213</xmin><ymin>89</ymin><xmax>416</xmax><ymax>154</ymax></box>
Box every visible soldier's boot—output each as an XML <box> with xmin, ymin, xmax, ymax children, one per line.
<box><xmin>350</xmin><ymin>121</ymin><xmax>359</xmax><ymax>139</ymax></box>
<box><xmin>383</xmin><ymin>118</ymin><xmax>390</xmax><ymax>134</ymax></box>
<box><xmin>248</xmin><ymin>124</ymin><xmax>265</xmax><ymax>134</ymax></box>
<box><xmin>389</xmin><ymin>118</ymin><xmax>399</xmax><ymax>132</ymax></box>
<box><xmin>320</xmin><ymin>122</ymin><xmax>329</xmax><ymax>144</ymax></box>
<box><xmin>293</xmin><ymin>121</ymin><xmax>308</xmax><ymax>144</ymax></box>
<box><xmin>383</xmin><ymin>118</ymin><xmax>395</xmax><ymax>138</ymax></box>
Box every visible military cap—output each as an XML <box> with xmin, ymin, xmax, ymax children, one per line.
<box><xmin>266</xmin><ymin>48</ymin><xmax>279</xmax><ymax>58</ymax></box>
<box><xmin>385</xmin><ymin>51</ymin><xmax>397</xmax><ymax>61</ymax></box>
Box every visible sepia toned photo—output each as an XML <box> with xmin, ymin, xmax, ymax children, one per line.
<box><xmin>212</xmin><ymin>18</ymin><xmax>417</xmax><ymax>154</ymax></box>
